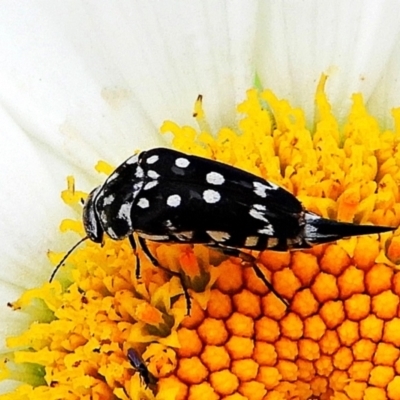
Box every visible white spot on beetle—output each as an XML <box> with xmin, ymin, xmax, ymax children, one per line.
<box><xmin>102</xmin><ymin>194</ymin><xmax>115</xmax><ymax>206</ymax></box>
<box><xmin>253</xmin><ymin>182</ymin><xmax>270</xmax><ymax>198</ymax></box>
<box><xmin>144</xmin><ymin>181</ymin><xmax>158</xmax><ymax>190</ymax></box>
<box><xmin>267</xmin><ymin>238</ymin><xmax>279</xmax><ymax>248</ymax></box>
<box><xmin>249</xmin><ymin>208</ymin><xmax>269</xmax><ymax>223</ymax></box>
<box><xmin>135</xmin><ymin>166</ymin><xmax>144</xmax><ymax>178</ymax></box>
<box><xmin>126</xmin><ymin>154</ymin><xmax>139</xmax><ymax>165</ymax></box>
<box><xmin>146</xmin><ymin>155</ymin><xmax>159</xmax><ymax>164</ymax></box>
<box><xmin>245</xmin><ymin>236</ymin><xmax>259</xmax><ymax>247</ymax></box>
<box><xmin>117</xmin><ymin>203</ymin><xmax>132</xmax><ymax>227</ymax></box>
<box><xmin>106</xmin><ymin>227</ymin><xmax>118</xmax><ymax>239</ymax></box>
<box><xmin>258</xmin><ymin>225</ymin><xmax>274</xmax><ymax>235</ymax></box>
<box><xmin>175</xmin><ymin>157</ymin><xmax>190</xmax><ymax>168</ymax></box>
<box><xmin>206</xmin><ymin>171</ymin><xmax>225</xmax><ymax>185</ymax></box>
<box><xmin>100</xmin><ymin>210</ymin><xmax>108</xmax><ymax>224</ymax></box>
<box><xmin>138</xmin><ymin>233</ymin><xmax>170</xmax><ymax>241</ymax></box>
<box><xmin>147</xmin><ymin>170</ymin><xmax>160</xmax><ymax>179</ymax></box>
<box><xmin>253</xmin><ymin>204</ymin><xmax>266</xmax><ymax>211</ymax></box>
<box><xmin>206</xmin><ymin>231</ymin><xmax>230</xmax><ymax>242</ymax></box>
<box><xmin>137</xmin><ymin>198</ymin><xmax>149</xmax><ymax>208</ymax></box>
<box><xmin>203</xmin><ymin>189</ymin><xmax>221</xmax><ymax>203</ymax></box>
<box><xmin>174</xmin><ymin>231</ymin><xmax>194</xmax><ymax>241</ymax></box>
<box><xmin>167</xmin><ymin>194</ymin><xmax>181</xmax><ymax>207</ymax></box>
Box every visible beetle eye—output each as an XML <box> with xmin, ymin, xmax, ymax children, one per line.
<box><xmin>83</xmin><ymin>187</ymin><xmax>104</xmax><ymax>243</ymax></box>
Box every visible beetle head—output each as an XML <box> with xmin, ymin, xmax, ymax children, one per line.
<box><xmin>83</xmin><ymin>187</ymin><xmax>104</xmax><ymax>243</ymax></box>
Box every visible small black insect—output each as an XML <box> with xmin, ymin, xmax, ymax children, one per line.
<box><xmin>50</xmin><ymin>148</ymin><xmax>394</xmax><ymax>309</ymax></box>
<box><xmin>127</xmin><ymin>348</ymin><xmax>157</xmax><ymax>388</ymax></box>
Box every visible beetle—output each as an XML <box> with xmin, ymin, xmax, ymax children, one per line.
<box><xmin>50</xmin><ymin>147</ymin><xmax>394</xmax><ymax>309</ymax></box>
<box><xmin>127</xmin><ymin>348</ymin><xmax>157</xmax><ymax>388</ymax></box>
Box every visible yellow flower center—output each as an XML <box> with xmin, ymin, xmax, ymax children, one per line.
<box><xmin>2</xmin><ymin>75</ymin><xmax>400</xmax><ymax>400</ymax></box>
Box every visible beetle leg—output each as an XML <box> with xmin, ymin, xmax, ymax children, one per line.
<box><xmin>128</xmin><ymin>235</ymin><xmax>141</xmax><ymax>279</ymax></box>
<box><xmin>210</xmin><ymin>244</ymin><xmax>289</xmax><ymax>308</ymax></box>
<box><xmin>134</xmin><ymin>236</ymin><xmax>192</xmax><ymax>315</ymax></box>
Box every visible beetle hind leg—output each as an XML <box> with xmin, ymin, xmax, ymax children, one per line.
<box><xmin>210</xmin><ymin>244</ymin><xmax>290</xmax><ymax>308</ymax></box>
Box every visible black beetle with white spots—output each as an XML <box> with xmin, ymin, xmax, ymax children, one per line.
<box><xmin>50</xmin><ymin>148</ymin><xmax>395</xmax><ymax>310</ymax></box>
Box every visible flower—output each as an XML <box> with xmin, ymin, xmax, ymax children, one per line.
<box><xmin>2</xmin><ymin>2</ymin><xmax>400</xmax><ymax>400</ymax></box>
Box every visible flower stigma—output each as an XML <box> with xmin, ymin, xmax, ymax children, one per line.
<box><xmin>2</xmin><ymin>75</ymin><xmax>400</xmax><ymax>400</ymax></box>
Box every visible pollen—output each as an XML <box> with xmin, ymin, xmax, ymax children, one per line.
<box><xmin>3</xmin><ymin>74</ymin><xmax>400</xmax><ymax>400</ymax></box>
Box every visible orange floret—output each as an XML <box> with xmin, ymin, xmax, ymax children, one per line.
<box><xmin>181</xmin><ymin>299</ymin><xmax>205</xmax><ymax>329</ymax></box>
<box><xmin>188</xmin><ymin>382</ymin><xmax>219</xmax><ymax>400</ymax></box>
<box><xmin>333</xmin><ymin>347</ymin><xmax>353</xmax><ymax>370</ymax></box>
<box><xmin>177</xmin><ymin>357</ymin><xmax>208</xmax><ymax>384</ymax></box>
<box><xmin>280</xmin><ymin>313</ymin><xmax>303</xmax><ymax>340</ymax></box>
<box><xmin>177</xmin><ymin>328</ymin><xmax>203</xmax><ymax>358</ymax></box>
<box><xmin>200</xmin><ymin>345</ymin><xmax>230</xmax><ymax>372</ymax></box>
<box><xmin>225</xmin><ymin>336</ymin><xmax>254</xmax><ymax>360</ymax></box>
<box><xmin>312</xmin><ymin>273</ymin><xmax>339</xmax><ymax>303</ymax></box>
<box><xmin>254</xmin><ymin>317</ymin><xmax>280</xmax><ymax>342</ymax></box>
<box><xmin>291</xmin><ymin>289</ymin><xmax>319</xmax><ymax>317</ymax></box>
<box><xmin>273</xmin><ymin>268</ymin><xmax>301</xmax><ymax>300</ymax></box>
<box><xmin>343</xmin><ymin>381</ymin><xmax>367</xmax><ymax>400</ymax></box>
<box><xmin>303</xmin><ymin>315</ymin><xmax>326</xmax><ymax>341</ymax></box>
<box><xmin>314</xmin><ymin>355</ymin><xmax>333</xmax><ymax>377</ymax></box>
<box><xmin>360</xmin><ymin>314</ymin><xmax>384</xmax><ymax>341</ymax></box>
<box><xmin>337</xmin><ymin>320</ymin><xmax>359</xmax><ymax>346</ymax></box>
<box><xmin>207</xmin><ymin>289</ymin><xmax>232</xmax><ymax>319</ymax></box>
<box><xmin>320</xmin><ymin>244</ymin><xmax>351</xmax><ymax>276</ymax></box>
<box><xmin>383</xmin><ymin>318</ymin><xmax>400</xmax><ymax>347</ymax></box>
<box><xmin>239</xmin><ymin>381</ymin><xmax>266</xmax><ymax>400</ymax></box>
<box><xmin>387</xmin><ymin>376</ymin><xmax>400</xmax><ymax>400</ymax></box>
<box><xmin>329</xmin><ymin>370</ymin><xmax>348</xmax><ymax>392</ymax></box>
<box><xmin>253</xmin><ymin>341</ymin><xmax>277</xmax><ymax>366</ymax></box>
<box><xmin>261</xmin><ymin>293</ymin><xmax>289</xmax><ymax>319</ymax></box>
<box><xmin>232</xmin><ymin>289</ymin><xmax>261</xmax><ymax>319</ymax></box>
<box><xmin>320</xmin><ymin>301</ymin><xmax>345</xmax><ymax>329</ymax></box>
<box><xmin>319</xmin><ymin>330</ymin><xmax>340</xmax><ymax>355</ymax></box>
<box><xmin>352</xmin><ymin>339</ymin><xmax>376</xmax><ymax>361</ymax></box>
<box><xmin>243</xmin><ymin>267</ymin><xmax>268</xmax><ymax>296</ymax></box>
<box><xmin>365</xmin><ymin>263</ymin><xmax>393</xmax><ymax>295</ymax></box>
<box><xmin>387</xmin><ymin>235</ymin><xmax>400</xmax><ymax>264</ymax></box>
<box><xmin>372</xmin><ymin>290</ymin><xmax>399</xmax><ymax>319</ymax></box>
<box><xmin>364</xmin><ymin>387</ymin><xmax>387</xmax><ymax>400</ymax></box>
<box><xmin>226</xmin><ymin>312</ymin><xmax>254</xmax><ymax>337</ymax></box>
<box><xmin>275</xmin><ymin>338</ymin><xmax>298</xmax><ymax>361</ymax></box>
<box><xmin>290</xmin><ymin>252</ymin><xmax>319</xmax><ymax>286</ymax></box>
<box><xmin>296</xmin><ymin>359</ymin><xmax>315</xmax><ymax>382</ymax></box>
<box><xmin>374</xmin><ymin>343</ymin><xmax>400</xmax><ymax>366</ymax></box>
<box><xmin>209</xmin><ymin>369</ymin><xmax>239</xmax><ymax>396</ymax></box>
<box><xmin>298</xmin><ymin>339</ymin><xmax>320</xmax><ymax>361</ymax></box>
<box><xmin>353</xmin><ymin>236</ymin><xmax>380</xmax><ymax>270</ymax></box>
<box><xmin>197</xmin><ymin>318</ymin><xmax>228</xmax><ymax>346</ymax></box>
<box><xmin>215</xmin><ymin>261</ymin><xmax>243</xmax><ymax>294</ymax></box>
<box><xmin>338</xmin><ymin>266</ymin><xmax>365</xmax><ymax>299</ymax></box>
<box><xmin>344</xmin><ymin>293</ymin><xmax>370</xmax><ymax>320</ymax></box>
<box><xmin>157</xmin><ymin>376</ymin><xmax>188</xmax><ymax>400</ymax></box>
<box><xmin>231</xmin><ymin>359</ymin><xmax>259</xmax><ymax>381</ymax></box>
<box><xmin>276</xmin><ymin>360</ymin><xmax>298</xmax><ymax>381</ymax></box>
<box><xmin>257</xmin><ymin>366</ymin><xmax>281</xmax><ymax>389</ymax></box>
<box><xmin>369</xmin><ymin>365</ymin><xmax>395</xmax><ymax>387</ymax></box>
<box><xmin>348</xmin><ymin>361</ymin><xmax>373</xmax><ymax>381</ymax></box>
<box><xmin>259</xmin><ymin>250</ymin><xmax>290</xmax><ymax>272</ymax></box>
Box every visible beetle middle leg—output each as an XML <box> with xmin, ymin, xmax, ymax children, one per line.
<box><xmin>129</xmin><ymin>235</ymin><xmax>192</xmax><ymax>314</ymax></box>
<box><xmin>211</xmin><ymin>245</ymin><xmax>289</xmax><ymax>308</ymax></box>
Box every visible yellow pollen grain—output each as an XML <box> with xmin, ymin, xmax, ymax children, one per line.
<box><xmin>4</xmin><ymin>74</ymin><xmax>400</xmax><ymax>400</ymax></box>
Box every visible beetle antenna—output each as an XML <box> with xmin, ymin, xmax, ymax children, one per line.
<box><xmin>49</xmin><ymin>236</ymin><xmax>89</xmax><ymax>283</ymax></box>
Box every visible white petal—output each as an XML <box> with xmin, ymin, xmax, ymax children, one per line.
<box><xmin>255</xmin><ymin>0</ymin><xmax>400</xmax><ymax>123</ymax></box>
